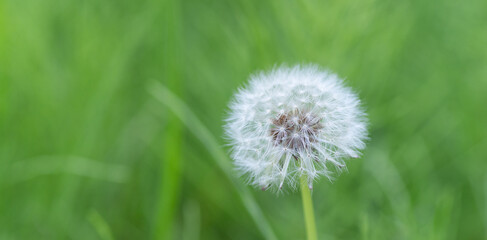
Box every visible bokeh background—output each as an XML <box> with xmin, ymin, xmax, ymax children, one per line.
<box><xmin>1</xmin><ymin>0</ymin><xmax>487</xmax><ymax>239</ymax></box>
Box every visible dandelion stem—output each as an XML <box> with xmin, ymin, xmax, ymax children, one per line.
<box><xmin>301</xmin><ymin>175</ymin><xmax>318</xmax><ymax>240</ymax></box>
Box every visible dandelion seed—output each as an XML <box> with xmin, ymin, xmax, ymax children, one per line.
<box><xmin>225</xmin><ymin>64</ymin><xmax>368</xmax><ymax>192</ymax></box>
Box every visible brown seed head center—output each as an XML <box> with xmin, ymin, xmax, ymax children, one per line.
<box><xmin>270</xmin><ymin>110</ymin><xmax>322</xmax><ymax>152</ymax></box>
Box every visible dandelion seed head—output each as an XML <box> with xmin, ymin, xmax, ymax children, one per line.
<box><xmin>225</xmin><ymin>64</ymin><xmax>368</xmax><ymax>192</ymax></box>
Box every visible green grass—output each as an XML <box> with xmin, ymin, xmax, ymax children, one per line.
<box><xmin>1</xmin><ymin>0</ymin><xmax>487</xmax><ymax>239</ymax></box>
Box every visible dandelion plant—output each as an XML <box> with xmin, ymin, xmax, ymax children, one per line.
<box><xmin>225</xmin><ymin>64</ymin><xmax>368</xmax><ymax>239</ymax></box>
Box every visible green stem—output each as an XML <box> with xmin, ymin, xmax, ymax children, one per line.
<box><xmin>301</xmin><ymin>175</ymin><xmax>318</xmax><ymax>240</ymax></box>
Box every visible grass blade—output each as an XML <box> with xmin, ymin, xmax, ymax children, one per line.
<box><xmin>87</xmin><ymin>209</ymin><xmax>114</xmax><ymax>240</ymax></box>
<box><xmin>148</xmin><ymin>81</ymin><xmax>277</xmax><ymax>240</ymax></box>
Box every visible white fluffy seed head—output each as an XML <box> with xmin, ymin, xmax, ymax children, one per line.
<box><xmin>224</xmin><ymin>64</ymin><xmax>368</xmax><ymax>192</ymax></box>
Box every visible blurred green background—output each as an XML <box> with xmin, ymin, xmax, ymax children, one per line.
<box><xmin>1</xmin><ymin>0</ymin><xmax>487</xmax><ymax>239</ymax></box>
